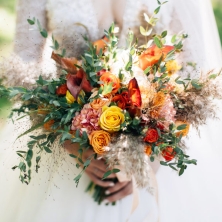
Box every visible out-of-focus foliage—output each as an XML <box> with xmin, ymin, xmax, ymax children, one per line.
<box><xmin>212</xmin><ymin>0</ymin><xmax>222</xmax><ymax>45</ymax></box>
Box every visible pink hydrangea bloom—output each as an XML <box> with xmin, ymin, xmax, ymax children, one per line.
<box><xmin>159</xmin><ymin>95</ymin><xmax>176</xmax><ymax>128</ymax></box>
<box><xmin>71</xmin><ymin>104</ymin><xmax>102</xmax><ymax>134</ymax></box>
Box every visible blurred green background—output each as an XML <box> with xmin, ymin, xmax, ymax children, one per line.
<box><xmin>0</xmin><ymin>0</ymin><xmax>222</xmax><ymax>124</ymax></box>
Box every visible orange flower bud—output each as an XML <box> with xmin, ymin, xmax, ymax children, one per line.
<box><xmin>162</xmin><ymin>146</ymin><xmax>176</xmax><ymax>161</ymax></box>
<box><xmin>93</xmin><ymin>36</ymin><xmax>109</xmax><ymax>55</ymax></box>
<box><xmin>43</xmin><ymin>120</ymin><xmax>55</xmax><ymax>131</ymax></box>
<box><xmin>56</xmin><ymin>84</ymin><xmax>68</xmax><ymax>96</ymax></box>
<box><xmin>144</xmin><ymin>145</ymin><xmax>152</xmax><ymax>156</ymax></box>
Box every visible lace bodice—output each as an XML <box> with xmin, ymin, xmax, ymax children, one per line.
<box><xmin>2</xmin><ymin>0</ymin><xmax>222</xmax><ymax>87</ymax></box>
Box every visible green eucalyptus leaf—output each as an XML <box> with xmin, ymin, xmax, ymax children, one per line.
<box><xmin>44</xmin><ymin>146</ymin><xmax>52</xmax><ymax>153</ymax></box>
<box><xmin>102</xmin><ymin>170</ymin><xmax>112</xmax><ymax>180</ymax></box>
<box><xmin>27</xmin><ymin>19</ymin><xmax>35</xmax><ymax>25</ymax></box>
<box><xmin>40</xmin><ymin>29</ymin><xmax>48</xmax><ymax>38</ymax></box>
<box><xmin>84</xmin><ymin>159</ymin><xmax>91</xmax><ymax>167</ymax></box>
<box><xmin>153</xmin><ymin>36</ymin><xmax>162</xmax><ymax>48</ymax></box>
<box><xmin>177</xmin><ymin>124</ymin><xmax>187</xmax><ymax>131</ymax></box>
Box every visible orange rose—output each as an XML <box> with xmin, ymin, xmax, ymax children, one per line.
<box><xmin>139</xmin><ymin>45</ymin><xmax>174</xmax><ymax>70</ymax></box>
<box><xmin>90</xmin><ymin>94</ymin><xmax>112</xmax><ymax>110</ymax></box>
<box><xmin>88</xmin><ymin>130</ymin><xmax>111</xmax><ymax>154</ymax></box>
<box><xmin>43</xmin><ymin>120</ymin><xmax>55</xmax><ymax>131</ymax></box>
<box><xmin>143</xmin><ymin>129</ymin><xmax>159</xmax><ymax>143</ymax></box>
<box><xmin>56</xmin><ymin>84</ymin><xmax>68</xmax><ymax>96</ymax></box>
<box><xmin>162</xmin><ymin>146</ymin><xmax>176</xmax><ymax>161</ymax></box>
<box><xmin>93</xmin><ymin>36</ymin><xmax>109</xmax><ymax>55</ymax></box>
<box><xmin>100</xmin><ymin>72</ymin><xmax>120</xmax><ymax>94</ymax></box>
<box><xmin>153</xmin><ymin>91</ymin><xmax>166</xmax><ymax>107</ymax></box>
<box><xmin>144</xmin><ymin>145</ymin><xmax>152</xmax><ymax>156</ymax></box>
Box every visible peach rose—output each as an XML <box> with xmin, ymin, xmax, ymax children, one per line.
<box><xmin>139</xmin><ymin>45</ymin><xmax>174</xmax><ymax>70</ymax></box>
<box><xmin>90</xmin><ymin>94</ymin><xmax>112</xmax><ymax>110</ymax></box>
<box><xmin>100</xmin><ymin>72</ymin><xmax>120</xmax><ymax>94</ymax></box>
<box><xmin>89</xmin><ymin>130</ymin><xmax>110</xmax><ymax>154</ymax></box>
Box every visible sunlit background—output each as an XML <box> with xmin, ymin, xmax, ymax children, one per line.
<box><xmin>0</xmin><ymin>0</ymin><xmax>222</xmax><ymax>125</ymax></box>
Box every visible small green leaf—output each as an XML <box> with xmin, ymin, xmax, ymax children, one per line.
<box><xmin>26</xmin><ymin>149</ymin><xmax>33</xmax><ymax>162</ymax></box>
<box><xmin>27</xmin><ymin>19</ymin><xmax>35</xmax><ymax>25</ymax></box>
<box><xmin>36</xmin><ymin>156</ymin><xmax>41</xmax><ymax>164</ymax></box>
<box><xmin>40</xmin><ymin>29</ymin><xmax>48</xmax><ymax>38</ymax></box>
<box><xmin>69</xmin><ymin>154</ymin><xmax>77</xmax><ymax>158</ymax></box>
<box><xmin>154</xmin><ymin>6</ymin><xmax>161</xmax><ymax>14</ymax></box>
<box><xmin>160</xmin><ymin>161</ymin><xmax>168</xmax><ymax>166</ymax></box>
<box><xmin>153</xmin><ymin>36</ymin><xmax>162</xmax><ymax>48</ymax></box>
<box><xmin>44</xmin><ymin>146</ymin><xmax>52</xmax><ymax>153</ymax></box>
<box><xmin>12</xmin><ymin>166</ymin><xmax>18</xmax><ymax>170</ymax></box>
<box><xmin>161</xmin><ymin>30</ymin><xmax>167</xmax><ymax>38</ymax></box>
<box><xmin>171</xmin><ymin>35</ymin><xmax>177</xmax><ymax>44</ymax></box>
<box><xmin>177</xmin><ymin>124</ymin><xmax>187</xmax><ymax>131</ymax></box>
<box><xmin>208</xmin><ymin>74</ymin><xmax>218</xmax><ymax>79</ymax></box>
<box><xmin>143</xmin><ymin>13</ymin><xmax>150</xmax><ymax>23</ymax></box>
<box><xmin>191</xmin><ymin>80</ymin><xmax>202</xmax><ymax>90</ymax></box>
<box><xmin>102</xmin><ymin>170</ymin><xmax>112</xmax><ymax>180</ymax></box>
<box><xmin>150</xmin><ymin>156</ymin><xmax>155</xmax><ymax>162</ymax></box>
<box><xmin>112</xmin><ymin>168</ymin><xmax>120</xmax><ymax>174</ymax></box>
<box><xmin>102</xmin><ymin>83</ymin><xmax>113</xmax><ymax>95</ymax></box>
<box><xmin>74</xmin><ymin>174</ymin><xmax>82</xmax><ymax>182</ymax></box>
<box><xmin>144</xmin><ymin>67</ymin><xmax>151</xmax><ymax>74</ymax></box>
<box><xmin>84</xmin><ymin>159</ymin><xmax>91</xmax><ymax>167</ymax></box>
<box><xmin>179</xmin><ymin>166</ymin><xmax>185</xmax><ymax>176</ymax></box>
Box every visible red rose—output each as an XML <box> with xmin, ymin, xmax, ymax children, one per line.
<box><xmin>143</xmin><ymin>129</ymin><xmax>159</xmax><ymax>143</ymax></box>
<box><xmin>56</xmin><ymin>84</ymin><xmax>68</xmax><ymax>96</ymax></box>
<box><xmin>112</xmin><ymin>94</ymin><xmax>126</xmax><ymax>109</ymax></box>
<box><xmin>162</xmin><ymin>146</ymin><xmax>176</xmax><ymax>161</ymax></box>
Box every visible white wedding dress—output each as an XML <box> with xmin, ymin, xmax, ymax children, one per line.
<box><xmin>0</xmin><ymin>0</ymin><xmax>222</xmax><ymax>222</ymax></box>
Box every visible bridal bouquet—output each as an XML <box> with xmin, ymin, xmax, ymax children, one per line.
<box><xmin>1</xmin><ymin>2</ymin><xmax>221</xmax><ymax>204</ymax></box>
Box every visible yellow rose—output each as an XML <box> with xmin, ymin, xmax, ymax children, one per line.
<box><xmin>89</xmin><ymin>130</ymin><xmax>110</xmax><ymax>154</ymax></box>
<box><xmin>66</xmin><ymin>90</ymin><xmax>85</xmax><ymax>104</ymax></box>
<box><xmin>99</xmin><ymin>106</ymin><xmax>125</xmax><ymax>133</ymax></box>
<box><xmin>166</xmin><ymin>60</ymin><xmax>181</xmax><ymax>76</ymax></box>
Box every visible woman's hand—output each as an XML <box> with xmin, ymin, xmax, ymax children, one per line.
<box><xmin>104</xmin><ymin>180</ymin><xmax>133</xmax><ymax>203</ymax></box>
<box><xmin>64</xmin><ymin>140</ymin><xmax>133</xmax><ymax>201</ymax></box>
<box><xmin>82</xmin><ymin>149</ymin><xmax>117</xmax><ymax>188</ymax></box>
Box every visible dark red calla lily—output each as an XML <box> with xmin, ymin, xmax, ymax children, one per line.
<box><xmin>67</xmin><ymin>69</ymin><xmax>92</xmax><ymax>98</ymax></box>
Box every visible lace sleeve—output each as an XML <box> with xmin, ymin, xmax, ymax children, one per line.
<box><xmin>0</xmin><ymin>0</ymin><xmax>57</xmax><ymax>87</ymax></box>
<box><xmin>14</xmin><ymin>0</ymin><xmax>47</xmax><ymax>62</ymax></box>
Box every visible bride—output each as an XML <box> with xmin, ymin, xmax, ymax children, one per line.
<box><xmin>0</xmin><ymin>0</ymin><xmax>221</xmax><ymax>221</ymax></box>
